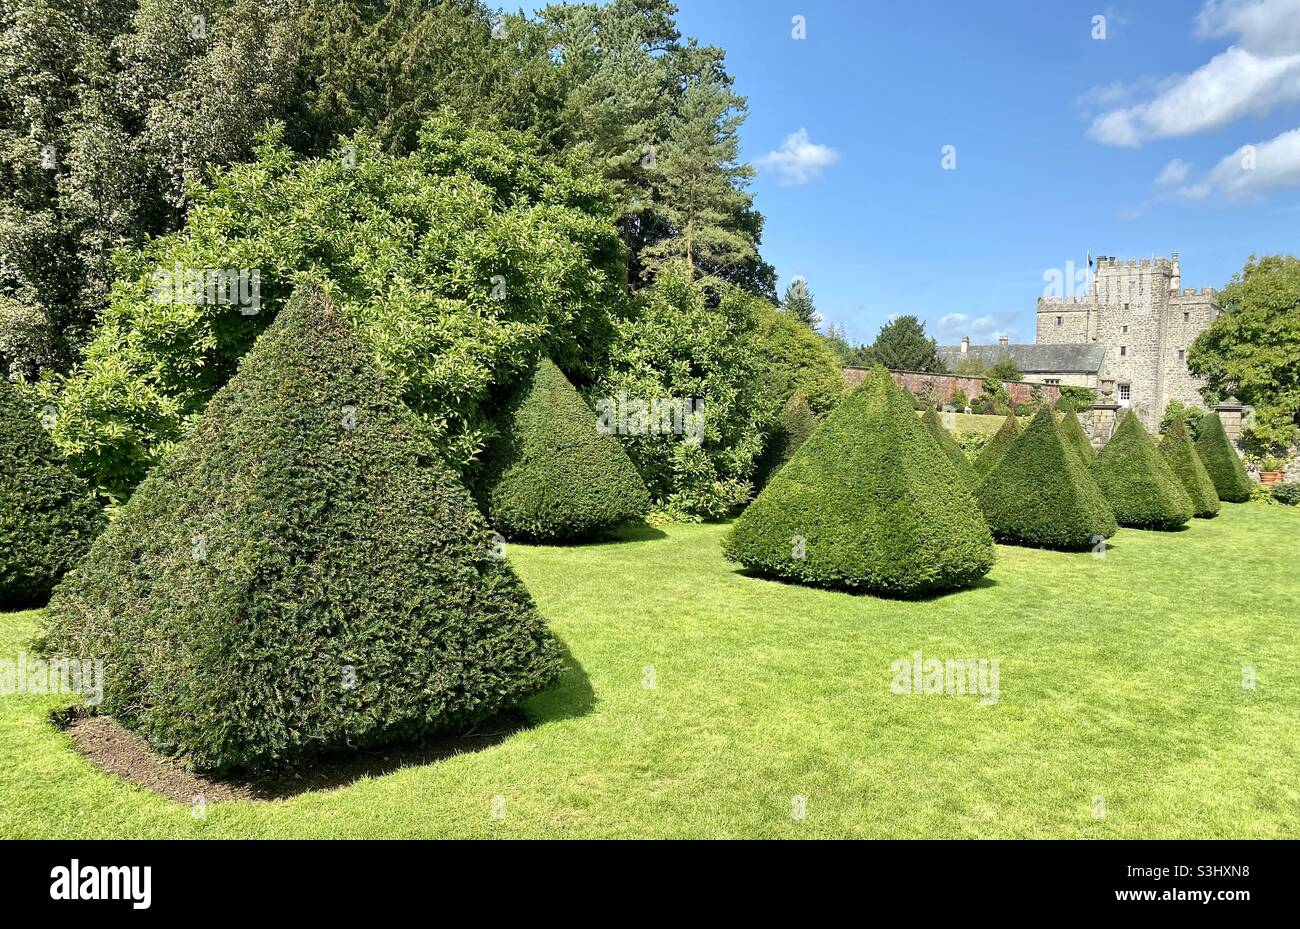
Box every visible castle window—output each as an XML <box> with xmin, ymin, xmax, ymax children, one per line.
<box><xmin>1056</xmin><ymin>316</ymin><xmax>1062</xmax><ymax>326</ymax></box>
<box><xmin>1120</xmin><ymin>346</ymin><xmax>1127</xmax><ymax>356</ymax></box>
<box><xmin>1183</xmin><ymin>312</ymin><xmax>1190</xmax><ymax>322</ymax></box>
<box><xmin>1122</xmin><ymin>325</ymin><xmax>1128</xmax><ymax>333</ymax></box>
<box><xmin>1124</xmin><ymin>303</ymin><xmax>1130</xmax><ymax>311</ymax></box>
<box><xmin>1178</xmin><ymin>349</ymin><xmax>1185</xmax><ymax>361</ymax></box>
<box><xmin>1118</xmin><ymin>383</ymin><xmax>1131</xmax><ymax>401</ymax></box>
<box><xmin>1044</xmin><ymin>378</ymin><xmax>1061</xmax><ymax>386</ymax></box>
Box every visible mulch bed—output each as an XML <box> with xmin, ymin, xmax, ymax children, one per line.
<box><xmin>59</xmin><ymin>709</ymin><xmax>531</xmax><ymax>804</ymax></box>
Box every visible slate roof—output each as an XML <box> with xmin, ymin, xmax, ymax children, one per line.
<box><xmin>936</xmin><ymin>342</ymin><xmax>1105</xmax><ymax>374</ymax></box>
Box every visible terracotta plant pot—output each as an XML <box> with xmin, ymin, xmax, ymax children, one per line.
<box><xmin>1258</xmin><ymin>470</ymin><xmax>1285</xmax><ymax>485</ymax></box>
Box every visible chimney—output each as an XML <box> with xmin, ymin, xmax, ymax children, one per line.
<box><xmin>960</xmin><ymin>336</ymin><xmax>969</xmax><ymax>353</ymax></box>
<box><xmin>998</xmin><ymin>335</ymin><xmax>1009</xmax><ymax>348</ymax></box>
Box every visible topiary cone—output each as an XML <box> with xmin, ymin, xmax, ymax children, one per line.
<box><xmin>0</xmin><ymin>378</ymin><xmax>104</xmax><ymax>609</ymax></box>
<box><xmin>976</xmin><ymin>406</ymin><xmax>1117</xmax><ymax>549</ymax></box>
<box><xmin>1159</xmin><ymin>415</ymin><xmax>1220</xmax><ymax>518</ymax></box>
<box><xmin>922</xmin><ymin>405</ymin><xmax>978</xmax><ymax>487</ymax></box>
<box><xmin>479</xmin><ymin>358</ymin><xmax>649</xmax><ymax>542</ymax></box>
<box><xmin>1090</xmin><ymin>410</ymin><xmax>1194</xmax><ymax>529</ymax></box>
<box><xmin>974</xmin><ymin>409</ymin><xmax>1020</xmax><ymax>480</ymax></box>
<box><xmin>1194</xmin><ymin>412</ymin><xmax>1252</xmax><ymax>503</ymax></box>
<box><xmin>40</xmin><ymin>286</ymin><xmax>563</xmax><ymax>773</ymax></box>
<box><xmin>723</xmin><ymin>365</ymin><xmax>993</xmax><ymax>596</ymax></box>
<box><xmin>1057</xmin><ymin>407</ymin><xmax>1095</xmax><ymax>466</ymax></box>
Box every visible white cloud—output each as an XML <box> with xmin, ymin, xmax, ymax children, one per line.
<box><xmin>1156</xmin><ymin>158</ymin><xmax>1192</xmax><ymax>186</ymax></box>
<box><xmin>1176</xmin><ymin>126</ymin><xmax>1300</xmax><ymax>199</ymax></box>
<box><xmin>1088</xmin><ymin>0</ymin><xmax>1300</xmax><ymax>146</ymax></box>
<box><xmin>934</xmin><ymin>312</ymin><xmax>1018</xmax><ymax>345</ymax></box>
<box><xmin>755</xmin><ymin>129</ymin><xmax>841</xmax><ymax>185</ymax></box>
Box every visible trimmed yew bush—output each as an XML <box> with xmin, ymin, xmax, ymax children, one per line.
<box><xmin>1195</xmin><ymin>413</ymin><xmax>1252</xmax><ymax>503</ymax></box>
<box><xmin>722</xmin><ymin>366</ymin><xmax>993</xmax><ymax>596</ymax></box>
<box><xmin>0</xmin><ymin>378</ymin><xmax>103</xmax><ymax>609</ymax></box>
<box><xmin>1090</xmin><ymin>411</ymin><xmax>1194</xmax><ymax>529</ymax></box>
<box><xmin>922</xmin><ymin>406</ymin><xmax>978</xmax><ymax>487</ymax></box>
<box><xmin>974</xmin><ymin>410</ymin><xmax>1020</xmax><ymax>480</ymax></box>
<box><xmin>40</xmin><ymin>287</ymin><xmax>563</xmax><ymax>773</ymax></box>
<box><xmin>1159</xmin><ymin>415</ymin><xmax>1220</xmax><ymax>518</ymax></box>
<box><xmin>1058</xmin><ymin>408</ymin><xmax>1095</xmax><ymax>466</ymax></box>
<box><xmin>976</xmin><ymin>407</ymin><xmax>1117</xmax><ymax>549</ymax></box>
<box><xmin>478</xmin><ymin>358</ymin><xmax>649</xmax><ymax>542</ymax></box>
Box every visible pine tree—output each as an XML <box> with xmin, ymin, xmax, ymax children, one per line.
<box><xmin>867</xmin><ymin>315</ymin><xmax>943</xmax><ymax>372</ymax></box>
<box><xmin>0</xmin><ymin>378</ymin><xmax>103</xmax><ymax>608</ymax></box>
<box><xmin>1090</xmin><ymin>411</ymin><xmax>1194</xmax><ymax>529</ymax></box>
<box><xmin>40</xmin><ymin>287</ymin><xmax>562</xmax><ymax>772</ymax></box>
<box><xmin>724</xmin><ymin>366</ymin><xmax>993</xmax><ymax>595</ymax></box>
<box><xmin>479</xmin><ymin>358</ymin><xmax>650</xmax><ymax>542</ymax></box>
<box><xmin>782</xmin><ymin>278</ymin><xmax>818</xmax><ymax>327</ymax></box>
<box><xmin>1159</xmin><ymin>415</ymin><xmax>1220</xmax><ymax>518</ymax></box>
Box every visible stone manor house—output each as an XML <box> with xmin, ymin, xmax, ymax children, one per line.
<box><xmin>938</xmin><ymin>253</ymin><xmax>1219</xmax><ymax>430</ymax></box>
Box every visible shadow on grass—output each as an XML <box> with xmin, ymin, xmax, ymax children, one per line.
<box><xmin>56</xmin><ymin>639</ymin><xmax>596</xmax><ymax>804</ymax></box>
<box><xmin>730</xmin><ymin>567</ymin><xmax>1000</xmax><ymax>602</ymax></box>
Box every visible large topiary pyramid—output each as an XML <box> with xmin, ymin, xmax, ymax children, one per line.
<box><xmin>478</xmin><ymin>357</ymin><xmax>649</xmax><ymax>542</ymax></box>
<box><xmin>974</xmin><ymin>410</ymin><xmax>1021</xmax><ymax>480</ymax></box>
<box><xmin>722</xmin><ymin>366</ymin><xmax>994</xmax><ymax>596</ymax></box>
<box><xmin>976</xmin><ymin>407</ymin><xmax>1117</xmax><ymax>549</ymax></box>
<box><xmin>752</xmin><ymin>391</ymin><xmax>819</xmax><ymax>490</ymax></box>
<box><xmin>1058</xmin><ymin>408</ymin><xmax>1095</xmax><ymax>466</ymax></box>
<box><xmin>922</xmin><ymin>406</ymin><xmax>978</xmax><ymax>487</ymax></box>
<box><xmin>40</xmin><ymin>287</ymin><xmax>563</xmax><ymax>773</ymax></box>
<box><xmin>1090</xmin><ymin>411</ymin><xmax>1194</xmax><ymax>529</ymax></box>
<box><xmin>1194</xmin><ymin>412</ymin><xmax>1252</xmax><ymax>503</ymax></box>
<box><xmin>0</xmin><ymin>379</ymin><xmax>103</xmax><ymax>609</ymax></box>
<box><xmin>1159</xmin><ymin>415</ymin><xmax>1220</xmax><ymax>518</ymax></box>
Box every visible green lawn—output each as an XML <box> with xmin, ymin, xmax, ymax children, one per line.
<box><xmin>2</xmin><ymin>503</ymin><xmax>1298</xmax><ymax>838</ymax></box>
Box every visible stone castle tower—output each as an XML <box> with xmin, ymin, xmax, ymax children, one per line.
<box><xmin>1035</xmin><ymin>253</ymin><xmax>1219</xmax><ymax>429</ymax></box>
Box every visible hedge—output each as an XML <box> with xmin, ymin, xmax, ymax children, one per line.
<box><xmin>0</xmin><ymin>378</ymin><xmax>103</xmax><ymax>609</ymax></box>
<box><xmin>478</xmin><ymin>357</ymin><xmax>649</xmax><ymax>542</ymax></box>
<box><xmin>1090</xmin><ymin>411</ymin><xmax>1194</xmax><ymax>529</ymax></box>
<box><xmin>976</xmin><ymin>407</ymin><xmax>1117</xmax><ymax>549</ymax></box>
<box><xmin>974</xmin><ymin>409</ymin><xmax>1020</xmax><ymax>479</ymax></box>
<box><xmin>1158</xmin><ymin>415</ymin><xmax>1220</xmax><ymax>518</ymax></box>
<box><xmin>752</xmin><ymin>391</ymin><xmax>818</xmax><ymax>491</ymax></box>
<box><xmin>1194</xmin><ymin>413</ymin><xmax>1253</xmax><ymax>503</ymax></box>
<box><xmin>922</xmin><ymin>406</ymin><xmax>978</xmax><ymax>487</ymax></box>
<box><xmin>722</xmin><ymin>365</ymin><xmax>994</xmax><ymax>596</ymax></box>
<box><xmin>1058</xmin><ymin>408</ymin><xmax>1095</xmax><ymax>466</ymax></box>
<box><xmin>39</xmin><ymin>287</ymin><xmax>563</xmax><ymax>773</ymax></box>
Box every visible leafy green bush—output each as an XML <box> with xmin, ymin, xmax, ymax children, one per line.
<box><xmin>1090</xmin><ymin>411</ymin><xmax>1194</xmax><ymax>529</ymax></box>
<box><xmin>1058</xmin><ymin>408</ymin><xmax>1095</xmax><ymax>466</ymax></box>
<box><xmin>956</xmin><ymin>429</ymin><xmax>991</xmax><ymax>457</ymax></box>
<box><xmin>477</xmin><ymin>358</ymin><xmax>649</xmax><ymax>542</ymax></box>
<box><xmin>748</xmin><ymin>305</ymin><xmax>844</xmax><ymax>414</ymax></box>
<box><xmin>1160</xmin><ymin>400</ymin><xmax>1205</xmax><ymax>443</ymax></box>
<box><xmin>0</xmin><ymin>379</ymin><xmax>104</xmax><ymax>608</ymax></box>
<box><xmin>974</xmin><ymin>410</ymin><xmax>1020</xmax><ymax>479</ymax></box>
<box><xmin>1054</xmin><ymin>386</ymin><xmax>1096</xmax><ymax>412</ymax></box>
<box><xmin>1271</xmin><ymin>483</ymin><xmax>1300</xmax><ymax>506</ymax></box>
<box><xmin>723</xmin><ymin>366</ymin><xmax>994</xmax><ymax>596</ymax></box>
<box><xmin>975</xmin><ymin>407</ymin><xmax>1117</xmax><ymax>549</ymax></box>
<box><xmin>1195</xmin><ymin>413</ymin><xmax>1253</xmax><ymax>503</ymax></box>
<box><xmin>39</xmin><ymin>116</ymin><xmax>628</xmax><ymax>503</ymax></box>
<box><xmin>40</xmin><ymin>287</ymin><xmax>562</xmax><ymax>773</ymax></box>
<box><xmin>1158</xmin><ymin>415</ymin><xmax>1220</xmax><ymax>518</ymax></box>
<box><xmin>922</xmin><ymin>406</ymin><xmax>978</xmax><ymax>487</ymax></box>
<box><xmin>752</xmin><ymin>391</ymin><xmax>818</xmax><ymax>491</ymax></box>
<box><xmin>597</xmin><ymin>264</ymin><xmax>768</xmax><ymax>521</ymax></box>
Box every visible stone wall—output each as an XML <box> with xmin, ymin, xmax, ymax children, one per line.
<box><xmin>842</xmin><ymin>368</ymin><xmax>1062</xmax><ymax>407</ymax></box>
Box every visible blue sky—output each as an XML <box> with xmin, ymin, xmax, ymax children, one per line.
<box><xmin>663</xmin><ymin>0</ymin><xmax>1300</xmax><ymax>346</ymax></box>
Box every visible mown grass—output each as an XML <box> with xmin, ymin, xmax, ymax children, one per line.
<box><xmin>1</xmin><ymin>503</ymin><xmax>1297</xmax><ymax>838</ymax></box>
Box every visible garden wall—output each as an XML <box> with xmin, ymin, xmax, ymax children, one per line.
<box><xmin>842</xmin><ymin>368</ymin><xmax>1062</xmax><ymax>407</ymax></box>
